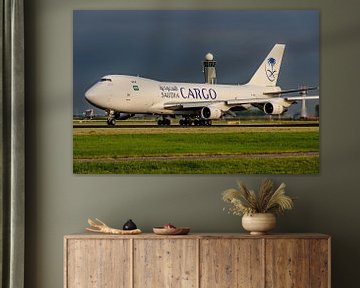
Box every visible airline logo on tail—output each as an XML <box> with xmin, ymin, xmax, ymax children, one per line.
<box><xmin>247</xmin><ymin>44</ymin><xmax>285</xmax><ymax>87</ymax></box>
<box><xmin>266</xmin><ymin>57</ymin><xmax>277</xmax><ymax>82</ymax></box>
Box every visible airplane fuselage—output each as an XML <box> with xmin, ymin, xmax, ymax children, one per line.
<box><xmin>85</xmin><ymin>75</ymin><xmax>286</xmax><ymax>115</ymax></box>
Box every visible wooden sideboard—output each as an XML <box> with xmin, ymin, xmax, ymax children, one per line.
<box><xmin>64</xmin><ymin>233</ymin><xmax>330</xmax><ymax>288</ymax></box>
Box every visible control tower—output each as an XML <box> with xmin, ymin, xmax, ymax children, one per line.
<box><xmin>203</xmin><ymin>53</ymin><xmax>217</xmax><ymax>84</ymax></box>
<box><xmin>300</xmin><ymin>89</ymin><xmax>308</xmax><ymax>119</ymax></box>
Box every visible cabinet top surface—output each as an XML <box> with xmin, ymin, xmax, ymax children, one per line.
<box><xmin>64</xmin><ymin>232</ymin><xmax>330</xmax><ymax>240</ymax></box>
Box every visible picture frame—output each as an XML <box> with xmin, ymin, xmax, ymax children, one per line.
<box><xmin>73</xmin><ymin>10</ymin><xmax>320</xmax><ymax>175</ymax></box>
<box><xmin>0</xmin><ymin>0</ymin><xmax>25</xmax><ymax>286</ymax></box>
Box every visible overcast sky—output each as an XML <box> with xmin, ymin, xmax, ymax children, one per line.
<box><xmin>73</xmin><ymin>10</ymin><xmax>319</xmax><ymax>116</ymax></box>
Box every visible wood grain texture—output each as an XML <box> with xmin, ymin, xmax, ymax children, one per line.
<box><xmin>64</xmin><ymin>234</ymin><xmax>330</xmax><ymax>288</ymax></box>
<box><xmin>66</xmin><ymin>239</ymin><xmax>131</xmax><ymax>288</ymax></box>
<box><xmin>65</xmin><ymin>233</ymin><xmax>330</xmax><ymax>240</ymax></box>
<box><xmin>200</xmin><ymin>239</ymin><xmax>264</xmax><ymax>288</ymax></box>
<box><xmin>133</xmin><ymin>239</ymin><xmax>198</xmax><ymax>288</ymax></box>
<box><xmin>309</xmin><ymin>239</ymin><xmax>330</xmax><ymax>288</ymax></box>
<box><xmin>265</xmin><ymin>239</ymin><xmax>310</xmax><ymax>288</ymax></box>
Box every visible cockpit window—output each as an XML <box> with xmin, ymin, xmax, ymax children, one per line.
<box><xmin>100</xmin><ymin>78</ymin><xmax>112</xmax><ymax>82</ymax></box>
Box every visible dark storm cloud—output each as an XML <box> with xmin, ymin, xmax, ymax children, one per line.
<box><xmin>73</xmin><ymin>10</ymin><xmax>319</xmax><ymax>115</ymax></box>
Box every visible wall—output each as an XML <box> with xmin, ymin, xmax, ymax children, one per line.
<box><xmin>25</xmin><ymin>0</ymin><xmax>360</xmax><ymax>287</ymax></box>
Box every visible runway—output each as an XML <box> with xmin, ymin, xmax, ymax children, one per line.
<box><xmin>73</xmin><ymin>122</ymin><xmax>319</xmax><ymax>129</ymax></box>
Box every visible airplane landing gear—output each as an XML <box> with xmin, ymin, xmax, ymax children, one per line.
<box><xmin>107</xmin><ymin>118</ymin><xmax>116</xmax><ymax>126</ymax></box>
<box><xmin>194</xmin><ymin>119</ymin><xmax>212</xmax><ymax>126</ymax></box>
<box><xmin>179</xmin><ymin>117</ymin><xmax>212</xmax><ymax>126</ymax></box>
<box><xmin>179</xmin><ymin>118</ymin><xmax>193</xmax><ymax>126</ymax></box>
<box><xmin>157</xmin><ymin>117</ymin><xmax>171</xmax><ymax>126</ymax></box>
<box><xmin>107</xmin><ymin>110</ymin><xmax>116</xmax><ymax>126</ymax></box>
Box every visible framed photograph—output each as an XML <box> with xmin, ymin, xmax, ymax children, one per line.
<box><xmin>73</xmin><ymin>10</ymin><xmax>319</xmax><ymax>175</ymax></box>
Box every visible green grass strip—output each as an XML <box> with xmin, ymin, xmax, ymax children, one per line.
<box><xmin>73</xmin><ymin>156</ymin><xmax>319</xmax><ymax>174</ymax></box>
<box><xmin>74</xmin><ymin>132</ymin><xmax>319</xmax><ymax>158</ymax></box>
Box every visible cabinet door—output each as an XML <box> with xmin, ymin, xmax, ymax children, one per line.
<box><xmin>66</xmin><ymin>239</ymin><xmax>131</xmax><ymax>288</ymax></box>
<box><xmin>200</xmin><ymin>239</ymin><xmax>264</xmax><ymax>288</ymax></box>
<box><xmin>309</xmin><ymin>239</ymin><xmax>330</xmax><ymax>288</ymax></box>
<box><xmin>265</xmin><ymin>239</ymin><xmax>329</xmax><ymax>288</ymax></box>
<box><xmin>134</xmin><ymin>239</ymin><xmax>198</xmax><ymax>288</ymax></box>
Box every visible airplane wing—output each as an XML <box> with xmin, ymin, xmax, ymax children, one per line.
<box><xmin>225</xmin><ymin>98</ymin><xmax>275</xmax><ymax>106</ymax></box>
<box><xmin>284</xmin><ymin>95</ymin><xmax>319</xmax><ymax>101</ymax></box>
<box><xmin>226</xmin><ymin>94</ymin><xmax>319</xmax><ymax>105</ymax></box>
<box><xmin>164</xmin><ymin>100</ymin><xmax>224</xmax><ymax>110</ymax></box>
<box><xmin>163</xmin><ymin>96</ymin><xmax>318</xmax><ymax>111</ymax></box>
<box><xmin>225</xmin><ymin>92</ymin><xmax>319</xmax><ymax>106</ymax></box>
<box><xmin>263</xmin><ymin>86</ymin><xmax>318</xmax><ymax>96</ymax></box>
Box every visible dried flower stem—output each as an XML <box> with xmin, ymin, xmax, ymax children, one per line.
<box><xmin>222</xmin><ymin>179</ymin><xmax>294</xmax><ymax>216</ymax></box>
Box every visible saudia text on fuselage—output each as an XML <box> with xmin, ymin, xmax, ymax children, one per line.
<box><xmin>159</xmin><ymin>85</ymin><xmax>217</xmax><ymax>100</ymax></box>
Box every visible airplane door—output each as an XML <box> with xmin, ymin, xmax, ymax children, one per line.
<box><xmin>126</xmin><ymin>91</ymin><xmax>131</xmax><ymax>102</ymax></box>
<box><xmin>124</xmin><ymin>80</ymin><xmax>140</xmax><ymax>108</ymax></box>
<box><xmin>125</xmin><ymin>82</ymin><xmax>134</xmax><ymax>102</ymax></box>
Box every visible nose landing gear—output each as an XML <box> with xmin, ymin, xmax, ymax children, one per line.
<box><xmin>107</xmin><ymin>110</ymin><xmax>116</xmax><ymax>126</ymax></box>
<box><xmin>107</xmin><ymin>118</ymin><xmax>116</xmax><ymax>126</ymax></box>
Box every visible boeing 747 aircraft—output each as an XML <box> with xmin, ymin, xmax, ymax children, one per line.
<box><xmin>85</xmin><ymin>44</ymin><xmax>319</xmax><ymax>126</ymax></box>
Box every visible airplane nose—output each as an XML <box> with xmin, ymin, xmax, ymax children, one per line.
<box><xmin>84</xmin><ymin>85</ymin><xmax>108</xmax><ymax>110</ymax></box>
<box><xmin>85</xmin><ymin>90</ymin><xmax>92</xmax><ymax>102</ymax></box>
<box><xmin>85</xmin><ymin>88</ymin><xmax>98</xmax><ymax>106</ymax></box>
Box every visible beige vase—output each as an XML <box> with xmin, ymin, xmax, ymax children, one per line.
<box><xmin>242</xmin><ymin>213</ymin><xmax>276</xmax><ymax>235</ymax></box>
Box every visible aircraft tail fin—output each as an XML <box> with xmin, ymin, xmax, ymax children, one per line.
<box><xmin>247</xmin><ymin>44</ymin><xmax>285</xmax><ymax>87</ymax></box>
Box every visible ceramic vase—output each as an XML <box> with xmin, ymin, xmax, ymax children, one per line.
<box><xmin>242</xmin><ymin>213</ymin><xmax>276</xmax><ymax>235</ymax></box>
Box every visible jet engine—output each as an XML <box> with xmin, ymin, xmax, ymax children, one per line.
<box><xmin>263</xmin><ymin>102</ymin><xmax>285</xmax><ymax>115</ymax></box>
<box><xmin>200</xmin><ymin>106</ymin><xmax>222</xmax><ymax>120</ymax></box>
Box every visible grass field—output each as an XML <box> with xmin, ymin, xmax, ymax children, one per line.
<box><xmin>73</xmin><ymin>126</ymin><xmax>319</xmax><ymax>174</ymax></box>
<box><xmin>74</xmin><ymin>157</ymin><xmax>319</xmax><ymax>174</ymax></box>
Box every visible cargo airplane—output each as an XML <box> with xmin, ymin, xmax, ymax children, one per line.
<box><xmin>85</xmin><ymin>44</ymin><xmax>319</xmax><ymax>126</ymax></box>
